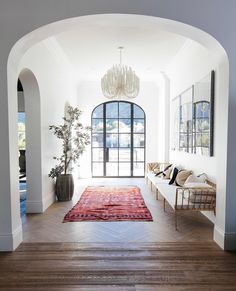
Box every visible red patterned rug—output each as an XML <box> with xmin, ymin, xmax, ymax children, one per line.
<box><xmin>63</xmin><ymin>186</ymin><xmax>153</xmax><ymax>222</ymax></box>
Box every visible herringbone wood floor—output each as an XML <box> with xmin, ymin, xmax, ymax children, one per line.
<box><xmin>23</xmin><ymin>178</ymin><xmax>213</xmax><ymax>243</ymax></box>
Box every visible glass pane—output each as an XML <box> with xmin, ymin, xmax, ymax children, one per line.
<box><xmin>92</xmin><ymin>163</ymin><xmax>103</xmax><ymax>176</ymax></box>
<box><xmin>188</xmin><ymin>134</ymin><xmax>193</xmax><ymax>153</ymax></box>
<box><xmin>119</xmin><ymin>102</ymin><xmax>131</xmax><ymax>118</ymax></box>
<box><xmin>195</xmin><ymin>102</ymin><xmax>210</xmax><ymax>118</ymax></box>
<box><xmin>92</xmin><ymin>119</ymin><xmax>103</xmax><ymax>132</ymax></box>
<box><xmin>196</xmin><ymin>134</ymin><xmax>201</xmax><ymax>147</ymax></box>
<box><xmin>133</xmin><ymin>134</ymin><xmax>145</xmax><ymax>147</ymax></box>
<box><xmin>108</xmin><ymin>148</ymin><xmax>118</xmax><ymax>161</ymax></box>
<box><xmin>18</xmin><ymin>112</ymin><xmax>25</xmax><ymax>130</ymax></box>
<box><xmin>119</xmin><ymin>119</ymin><xmax>131</xmax><ymax>133</ymax></box>
<box><xmin>133</xmin><ymin>148</ymin><xmax>144</xmax><ymax>162</ymax></box>
<box><xmin>134</xmin><ymin>119</ymin><xmax>144</xmax><ymax>133</ymax></box>
<box><xmin>134</xmin><ymin>105</ymin><xmax>144</xmax><ymax>118</ymax></box>
<box><xmin>119</xmin><ymin>163</ymin><xmax>131</xmax><ymax>176</ymax></box>
<box><xmin>92</xmin><ymin>104</ymin><xmax>103</xmax><ymax>118</ymax></box>
<box><xmin>179</xmin><ymin>134</ymin><xmax>188</xmax><ymax>152</ymax></box>
<box><xmin>92</xmin><ymin>133</ymin><xmax>103</xmax><ymax>147</ymax></box>
<box><xmin>18</xmin><ymin>132</ymin><xmax>26</xmax><ymax>150</ymax></box>
<box><xmin>106</xmin><ymin>162</ymin><xmax>118</xmax><ymax>176</ymax></box>
<box><xmin>179</xmin><ymin>88</ymin><xmax>193</xmax><ymax>153</ymax></box>
<box><xmin>195</xmin><ymin>119</ymin><xmax>210</xmax><ymax>133</ymax></box>
<box><xmin>106</xmin><ymin>134</ymin><xmax>118</xmax><ymax>147</ymax></box>
<box><xmin>92</xmin><ymin>148</ymin><xmax>104</xmax><ymax>162</ymax></box>
<box><xmin>202</xmin><ymin>147</ymin><xmax>210</xmax><ymax>155</ymax></box>
<box><xmin>201</xmin><ymin>119</ymin><xmax>210</xmax><ymax>132</ymax></box>
<box><xmin>119</xmin><ymin>134</ymin><xmax>131</xmax><ymax>148</ymax></box>
<box><xmin>196</xmin><ymin>133</ymin><xmax>210</xmax><ymax>147</ymax></box>
<box><xmin>106</xmin><ymin>119</ymin><xmax>118</xmax><ymax>133</ymax></box>
<box><xmin>198</xmin><ymin>146</ymin><xmax>210</xmax><ymax>155</ymax></box>
<box><xmin>119</xmin><ymin>148</ymin><xmax>131</xmax><ymax>162</ymax></box>
<box><xmin>133</xmin><ymin>162</ymin><xmax>145</xmax><ymax>176</ymax></box>
<box><xmin>18</xmin><ymin>112</ymin><xmax>26</xmax><ymax>150</ymax></box>
<box><xmin>106</xmin><ymin>102</ymin><xmax>118</xmax><ymax>118</ymax></box>
<box><xmin>202</xmin><ymin>103</ymin><xmax>210</xmax><ymax>118</ymax></box>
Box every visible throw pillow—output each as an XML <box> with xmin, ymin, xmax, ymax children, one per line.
<box><xmin>163</xmin><ymin>167</ymin><xmax>173</xmax><ymax>179</ymax></box>
<box><xmin>184</xmin><ymin>173</ymin><xmax>207</xmax><ymax>184</ymax></box>
<box><xmin>155</xmin><ymin>164</ymin><xmax>172</xmax><ymax>178</ymax></box>
<box><xmin>155</xmin><ymin>171</ymin><xmax>163</xmax><ymax>177</ymax></box>
<box><xmin>148</xmin><ymin>163</ymin><xmax>159</xmax><ymax>173</ymax></box>
<box><xmin>169</xmin><ymin>167</ymin><xmax>179</xmax><ymax>185</ymax></box>
<box><xmin>169</xmin><ymin>165</ymin><xmax>182</xmax><ymax>180</ymax></box>
<box><xmin>175</xmin><ymin>170</ymin><xmax>192</xmax><ymax>187</ymax></box>
<box><xmin>163</xmin><ymin>164</ymin><xmax>172</xmax><ymax>171</ymax></box>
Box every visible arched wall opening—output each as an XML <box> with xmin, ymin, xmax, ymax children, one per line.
<box><xmin>1</xmin><ymin>14</ymin><xmax>229</xmax><ymax>251</ymax></box>
<box><xmin>18</xmin><ymin>69</ymin><xmax>43</xmax><ymax>214</ymax></box>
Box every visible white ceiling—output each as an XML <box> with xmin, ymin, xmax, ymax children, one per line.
<box><xmin>46</xmin><ymin>15</ymin><xmax>188</xmax><ymax>82</ymax></box>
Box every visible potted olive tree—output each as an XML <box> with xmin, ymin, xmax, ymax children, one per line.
<box><xmin>48</xmin><ymin>106</ymin><xmax>90</xmax><ymax>201</ymax></box>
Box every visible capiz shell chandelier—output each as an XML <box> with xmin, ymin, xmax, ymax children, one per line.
<box><xmin>101</xmin><ymin>47</ymin><xmax>139</xmax><ymax>99</ymax></box>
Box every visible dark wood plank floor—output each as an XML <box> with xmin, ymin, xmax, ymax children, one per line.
<box><xmin>0</xmin><ymin>242</ymin><xmax>236</xmax><ymax>290</ymax></box>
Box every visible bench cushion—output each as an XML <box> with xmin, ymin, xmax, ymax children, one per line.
<box><xmin>147</xmin><ymin>172</ymin><xmax>216</xmax><ymax>210</ymax></box>
<box><xmin>156</xmin><ymin>183</ymin><xmax>180</xmax><ymax>209</ymax></box>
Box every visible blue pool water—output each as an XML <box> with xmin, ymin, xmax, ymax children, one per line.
<box><xmin>20</xmin><ymin>182</ymin><xmax>26</xmax><ymax>217</ymax></box>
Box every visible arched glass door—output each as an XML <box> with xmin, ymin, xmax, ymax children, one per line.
<box><xmin>92</xmin><ymin>101</ymin><xmax>145</xmax><ymax>177</ymax></box>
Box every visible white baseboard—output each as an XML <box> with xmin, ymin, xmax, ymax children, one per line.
<box><xmin>26</xmin><ymin>191</ymin><xmax>55</xmax><ymax>213</ymax></box>
<box><xmin>26</xmin><ymin>200</ymin><xmax>44</xmax><ymax>213</ymax></box>
<box><xmin>214</xmin><ymin>225</ymin><xmax>225</xmax><ymax>249</ymax></box>
<box><xmin>201</xmin><ymin>211</ymin><xmax>216</xmax><ymax>224</ymax></box>
<box><xmin>43</xmin><ymin>191</ymin><xmax>56</xmax><ymax>211</ymax></box>
<box><xmin>0</xmin><ymin>224</ymin><xmax>22</xmax><ymax>251</ymax></box>
<box><xmin>214</xmin><ymin>225</ymin><xmax>236</xmax><ymax>250</ymax></box>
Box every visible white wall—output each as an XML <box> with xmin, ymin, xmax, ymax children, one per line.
<box><xmin>76</xmin><ymin>79</ymin><xmax>162</xmax><ymax>178</ymax></box>
<box><xmin>167</xmin><ymin>39</ymin><xmax>227</xmax><ymax>224</ymax></box>
<box><xmin>18</xmin><ymin>41</ymin><xmax>78</xmax><ymax>212</ymax></box>
<box><xmin>168</xmin><ymin>40</ymin><xmax>218</xmax><ymax>181</ymax></box>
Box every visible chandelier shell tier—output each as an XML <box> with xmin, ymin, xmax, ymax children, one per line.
<box><xmin>101</xmin><ymin>47</ymin><xmax>140</xmax><ymax>100</ymax></box>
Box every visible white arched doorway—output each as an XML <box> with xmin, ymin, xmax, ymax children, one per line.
<box><xmin>19</xmin><ymin>69</ymin><xmax>43</xmax><ymax>214</ymax></box>
<box><xmin>1</xmin><ymin>14</ymin><xmax>229</xmax><ymax>251</ymax></box>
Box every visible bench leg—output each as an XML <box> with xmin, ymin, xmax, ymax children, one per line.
<box><xmin>175</xmin><ymin>211</ymin><xmax>178</xmax><ymax>231</ymax></box>
<box><xmin>163</xmin><ymin>198</ymin><xmax>166</xmax><ymax>212</ymax></box>
<box><xmin>156</xmin><ymin>188</ymin><xmax>159</xmax><ymax>200</ymax></box>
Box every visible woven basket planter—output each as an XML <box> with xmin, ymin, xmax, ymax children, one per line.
<box><xmin>55</xmin><ymin>174</ymin><xmax>74</xmax><ymax>201</ymax></box>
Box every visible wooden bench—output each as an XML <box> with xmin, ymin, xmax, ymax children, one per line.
<box><xmin>146</xmin><ymin>162</ymin><xmax>216</xmax><ymax>230</ymax></box>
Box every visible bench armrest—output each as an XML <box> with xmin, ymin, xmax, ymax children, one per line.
<box><xmin>146</xmin><ymin>162</ymin><xmax>171</xmax><ymax>173</ymax></box>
